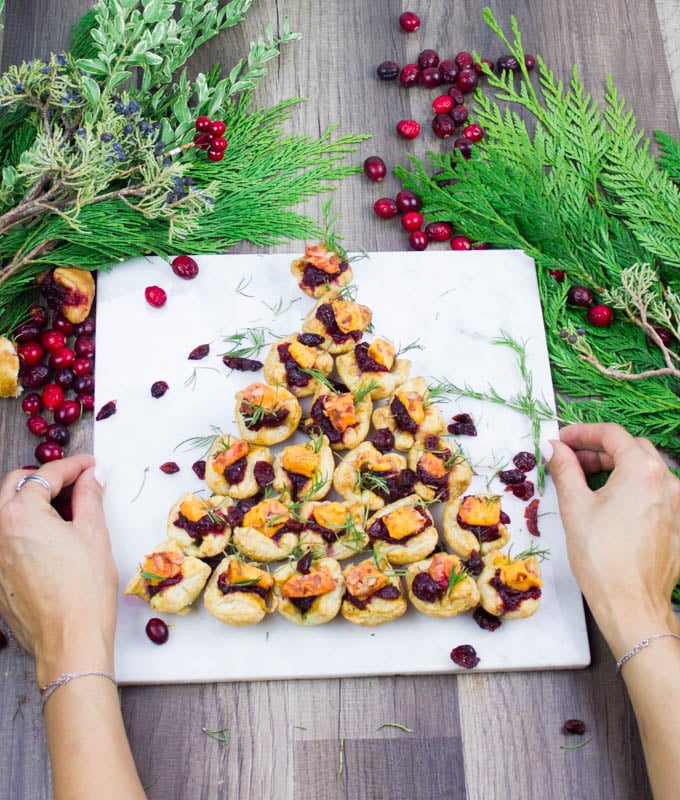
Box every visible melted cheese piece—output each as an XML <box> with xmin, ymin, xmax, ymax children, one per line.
<box><xmin>224</xmin><ymin>561</ymin><xmax>274</xmax><ymax>591</ymax></box>
<box><xmin>304</xmin><ymin>244</ymin><xmax>341</xmax><ymax>275</ymax></box>
<box><xmin>499</xmin><ymin>558</ymin><xmax>542</xmax><ymax>591</ymax></box>
<box><xmin>212</xmin><ymin>439</ymin><xmax>249</xmax><ymax>473</ymax></box>
<box><xmin>242</xmin><ymin>499</ymin><xmax>289</xmax><ymax>536</ymax></box>
<box><xmin>179</xmin><ymin>496</ymin><xmax>210</xmax><ymax>523</ymax></box>
<box><xmin>383</xmin><ymin>506</ymin><xmax>425</xmax><ymax>540</ymax></box>
<box><xmin>282</xmin><ymin>445</ymin><xmax>319</xmax><ymax>478</ymax></box>
<box><xmin>357</xmin><ymin>451</ymin><xmax>394</xmax><ymax>473</ymax></box>
<box><xmin>288</xmin><ymin>340</ymin><xmax>317</xmax><ymax>370</ymax></box>
<box><xmin>282</xmin><ymin>568</ymin><xmax>337</xmax><ymax>598</ymax></box>
<box><xmin>345</xmin><ymin>562</ymin><xmax>389</xmax><ymax>599</ymax></box>
<box><xmin>419</xmin><ymin>451</ymin><xmax>447</xmax><ymax>479</ymax></box>
<box><xmin>242</xmin><ymin>382</ymin><xmax>280</xmax><ymax>410</ymax></box>
<box><xmin>141</xmin><ymin>551</ymin><xmax>183</xmax><ymax>584</ymax></box>
<box><xmin>427</xmin><ymin>552</ymin><xmax>461</xmax><ymax>585</ymax></box>
<box><xmin>331</xmin><ymin>299</ymin><xmax>363</xmax><ymax>333</ymax></box>
<box><xmin>397</xmin><ymin>391</ymin><xmax>425</xmax><ymax>424</ymax></box>
<box><xmin>324</xmin><ymin>393</ymin><xmax>357</xmax><ymax>433</ymax></box>
<box><xmin>313</xmin><ymin>502</ymin><xmax>348</xmax><ymax>530</ymax></box>
<box><xmin>366</xmin><ymin>339</ymin><xmax>395</xmax><ymax>370</ymax></box>
<box><xmin>459</xmin><ymin>495</ymin><xmax>501</xmax><ymax>527</ymax></box>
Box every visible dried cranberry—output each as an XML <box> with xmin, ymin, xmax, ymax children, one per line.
<box><xmin>399</xmin><ymin>63</ymin><xmax>421</xmax><ymax>88</ymax></box>
<box><xmin>226</xmin><ymin>505</ymin><xmax>244</xmax><ymax>528</ymax></box>
<box><xmin>95</xmin><ymin>400</ymin><xmax>117</xmax><ymax>421</ymax></box>
<box><xmin>499</xmin><ymin>468</ymin><xmax>525</xmax><ymax>485</ymax></box>
<box><xmin>159</xmin><ymin>461</ymin><xmax>180</xmax><ymax>474</ymax></box>
<box><xmin>497</xmin><ymin>54</ymin><xmax>520</xmax><ymax>72</ymax></box>
<box><xmin>447</xmin><ymin>412</ymin><xmax>477</xmax><ymax>436</ymax></box>
<box><xmin>506</xmin><ymin>480</ymin><xmax>535</xmax><ymax>501</ymax></box>
<box><xmin>297</xmin><ymin>333</ymin><xmax>325</xmax><ymax>347</ymax></box>
<box><xmin>473</xmin><ymin>607</ymin><xmax>502</xmax><ymax>632</ymax></box>
<box><xmin>524</xmin><ymin>499</ymin><xmax>541</xmax><ymax>536</ymax></box>
<box><xmin>188</xmin><ymin>343</ymin><xmax>210</xmax><ymax>360</ymax></box>
<box><xmin>450</xmin><ymin>644</ymin><xmax>480</xmax><ymax>669</ymax></box>
<box><xmin>192</xmin><ymin>459</ymin><xmax>206</xmax><ymax>480</ymax></box>
<box><xmin>223</xmin><ymin>457</ymin><xmax>247</xmax><ymax>485</ymax></box>
<box><xmin>171</xmin><ymin>255</ymin><xmax>199</xmax><ymax>279</ymax></box>
<box><xmin>297</xmin><ymin>552</ymin><xmax>313</xmax><ymax>574</ymax></box>
<box><xmin>222</xmin><ymin>354</ymin><xmax>263</xmax><ymax>371</ymax></box>
<box><xmin>372</xmin><ymin>428</ymin><xmax>395</xmax><ymax>453</ymax></box>
<box><xmin>151</xmin><ymin>380</ymin><xmax>169</xmax><ymax>398</ymax></box>
<box><xmin>563</xmin><ymin>719</ymin><xmax>587</xmax><ymax>735</ymax></box>
<box><xmin>412</xmin><ymin>572</ymin><xmax>442</xmax><ymax>603</ymax></box>
<box><xmin>439</xmin><ymin>60</ymin><xmax>459</xmax><ymax>83</ymax></box>
<box><xmin>253</xmin><ymin>461</ymin><xmax>275</xmax><ymax>487</ymax></box>
<box><xmin>145</xmin><ymin>618</ymin><xmax>169</xmax><ymax>645</ymax></box>
<box><xmin>377</xmin><ymin>60</ymin><xmax>400</xmax><ymax>80</ymax></box>
<box><xmin>513</xmin><ymin>451</ymin><xmax>537</xmax><ymax>471</ymax></box>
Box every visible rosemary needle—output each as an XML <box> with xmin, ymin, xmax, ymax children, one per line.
<box><xmin>377</xmin><ymin>722</ymin><xmax>414</xmax><ymax>733</ymax></box>
<box><xmin>560</xmin><ymin>736</ymin><xmax>592</xmax><ymax>750</ymax></box>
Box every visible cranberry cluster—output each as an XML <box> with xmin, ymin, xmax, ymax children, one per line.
<box><xmin>15</xmin><ymin>304</ymin><xmax>96</xmax><ymax>464</ymax></box>
<box><xmin>565</xmin><ymin>284</ymin><xmax>614</xmax><ymax>328</ymax></box>
<box><xmin>193</xmin><ymin>116</ymin><xmax>227</xmax><ymax>162</ymax></box>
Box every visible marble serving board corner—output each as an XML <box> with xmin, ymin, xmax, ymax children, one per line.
<box><xmin>94</xmin><ymin>250</ymin><xmax>590</xmax><ymax>685</ymax></box>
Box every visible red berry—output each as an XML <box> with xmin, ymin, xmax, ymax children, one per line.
<box><xmin>192</xmin><ymin>459</ymin><xmax>207</xmax><ymax>480</ymax></box>
<box><xmin>188</xmin><ymin>343</ymin><xmax>210</xmax><ymax>360</ymax></box>
<box><xmin>450</xmin><ymin>644</ymin><xmax>480</xmax><ymax>669</ymax></box>
<box><xmin>432</xmin><ymin>114</ymin><xmax>456</xmax><ymax>138</ymax></box>
<box><xmin>420</xmin><ymin>67</ymin><xmax>442</xmax><ymax>88</ymax></box>
<box><xmin>439</xmin><ymin>60</ymin><xmax>459</xmax><ymax>83</ymax></box>
<box><xmin>401</xmin><ymin>211</ymin><xmax>423</xmax><ymax>232</ymax></box>
<box><xmin>95</xmin><ymin>400</ymin><xmax>117</xmax><ymax>421</ymax></box>
<box><xmin>35</xmin><ymin>442</ymin><xmax>64</xmax><ymax>464</ymax></box>
<box><xmin>42</xmin><ymin>383</ymin><xmax>64</xmax><ymax>410</ymax></box>
<box><xmin>49</xmin><ymin>346</ymin><xmax>75</xmax><ymax>370</ymax></box>
<box><xmin>209</xmin><ymin>119</ymin><xmax>226</xmax><ymax>136</ymax></box>
<box><xmin>425</xmin><ymin>222</ymin><xmax>453</xmax><ymax>242</ymax></box>
<box><xmin>497</xmin><ymin>54</ymin><xmax>520</xmax><ymax>72</ymax></box>
<box><xmin>151</xmin><ymin>380</ymin><xmax>169</xmax><ymax>398</ymax></box>
<box><xmin>409</xmin><ymin>230</ymin><xmax>428</xmax><ymax>250</ymax></box>
<box><xmin>195</xmin><ymin>116</ymin><xmax>212</xmax><ymax>132</ymax></box>
<box><xmin>45</xmin><ymin>423</ymin><xmax>70</xmax><ymax>447</ymax></box>
<box><xmin>207</xmin><ymin>149</ymin><xmax>224</xmax><ymax>162</ymax></box>
<box><xmin>463</xmin><ymin>124</ymin><xmax>484</xmax><ymax>142</ymax></box>
<box><xmin>450</xmin><ymin>105</ymin><xmax>469</xmax><ymax>126</ymax></box>
<box><xmin>653</xmin><ymin>327</ymin><xmax>673</xmax><ymax>347</ymax></box>
<box><xmin>451</xmin><ymin>235</ymin><xmax>472</xmax><ymax>251</ymax></box>
<box><xmin>456</xmin><ymin>69</ymin><xmax>479</xmax><ymax>93</ymax></box>
<box><xmin>27</xmin><ymin>414</ymin><xmax>48</xmax><ymax>436</ymax></box>
<box><xmin>453</xmin><ymin>136</ymin><xmax>473</xmax><ymax>160</ymax></box>
<box><xmin>210</xmin><ymin>136</ymin><xmax>227</xmax><ymax>152</ymax></box>
<box><xmin>28</xmin><ymin>305</ymin><xmax>48</xmax><ymax>327</ymax></box>
<box><xmin>73</xmin><ymin>374</ymin><xmax>94</xmax><ymax>395</ymax></box>
<box><xmin>455</xmin><ymin>52</ymin><xmax>474</xmax><ymax>70</ymax></box>
<box><xmin>363</xmin><ymin>155</ymin><xmax>387</xmax><ymax>181</ymax></box>
<box><xmin>377</xmin><ymin>60</ymin><xmax>400</xmax><ymax>80</ymax></box>
<box><xmin>373</xmin><ymin>198</ymin><xmax>399</xmax><ymax>219</ymax></box>
<box><xmin>396</xmin><ymin>119</ymin><xmax>421</xmax><ymax>139</ymax></box>
<box><xmin>145</xmin><ymin>285</ymin><xmax>167</xmax><ymax>308</ymax></box>
<box><xmin>20</xmin><ymin>363</ymin><xmax>50</xmax><ymax>390</ymax></box>
<box><xmin>396</xmin><ymin>190</ymin><xmax>422</xmax><ymax>213</ymax></box>
<box><xmin>72</xmin><ymin>357</ymin><xmax>93</xmax><ymax>376</ymax></box>
<box><xmin>432</xmin><ymin>94</ymin><xmax>454</xmax><ymax>114</ymax></box>
<box><xmin>74</xmin><ymin>317</ymin><xmax>96</xmax><ymax>337</ymax></box>
<box><xmin>567</xmin><ymin>285</ymin><xmax>594</xmax><ymax>307</ymax></box>
<box><xmin>160</xmin><ymin>461</ymin><xmax>180</xmax><ymax>474</ymax></box>
<box><xmin>549</xmin><ymin>269</ymin><xmax>566</xmax><ymax>282</ymax></box>
<box><xmin>40</xmin><ymin>329</ymin><xmax>66</xmax><ymax>352</ymax></box>
<box><xmin>193</xmin><ymin>132</ymin><xmax>212</xmax><ymax>151</ymax></box>
<box><xmin>480</xmin><ymin>58</ymin><xmax>495</xmax><ymax>73</ymax></box>
<box><xmin>447</xmin><ymin>86</ymin><xmax>465</xmax><ymax>106</ymax></box>
<box><xmin>171</xmin><ymin>255</ymin><xmax>199</xmax><ymax>280</ymax></box>
<box><xmin>54</xmin><ymin>368</ymin><xmax>75</xmax><ymax>390</ymax></box>
<box><xmin>76</xmin><ymin>393</ymin><xmax>95</xmax><ymax>412</ymax></box>
<box><xmin>587</xmin><ymin>304</ymin><xmax>614</xmax><ymax>327</ymax></box>
<box><xmin>524</xmin><ymin>54</ymin><xmax>537</xmax><ymax>71</ymax></box>
<box><xmin>399</xmin><ymin>11</ymin><xmax>420</xmax><ymax>32</ymax></box>
<box><xmin>55</xmin><ymin>399</ymin><xmax>83</xmax><ymax>425</ymax></box>
<box><xmin>52</xmin><ymin>313</ymin><xmax>75</xmax><ymax>335</ymax></box>
<box><xmin>399</xmin><ymin>63</ymin><xmax>421</xmax><ymax>88</ymax></box>
<box><xmin>18</xmin><ymin>341</ymin><xmax>44</xmax><ymax>365</ymax></box>
<box><xmin>22</xmin><ymin>393</ymin><xmax>43</xmax><ymax>415</ymax></box>
<box><xmin>14</xmin><ymin>321</ymin><xmax>41</xmax><ymax>344</ymax></box>
<box><xmin>418</xmin><ymin>49</ymin><xmax>439</xmax><ymax>69</ymax></box>
<box><xmin>74</xmin><ymin>336</ymin><xmax>95</xmax><ymax>358</ymax></box>
<box><xmin>146</xmin><ymin>617</ymin><xmax>169</xmax><ymax>645</ymax></box>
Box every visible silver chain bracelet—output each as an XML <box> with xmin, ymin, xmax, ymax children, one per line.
<box><xmin>615</xmin><ymin>632</ymin><xmax>680</xmax><ymax>673</ymax></box>
<box><xmin>39</xmin><ymin>670</ymin><xmax>117</xmax><ymax>708</ymax></box>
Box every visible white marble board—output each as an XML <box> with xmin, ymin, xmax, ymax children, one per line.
<box><xmin>94</xmin><ymin>250</ymin><xmax>590</xmax><ymax>684</ymax></box>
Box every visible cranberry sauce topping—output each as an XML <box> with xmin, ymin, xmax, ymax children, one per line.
<box><xmin>297</xmin><ymin>332</ymin><xmax>325</xmax><ymax>347</ymax></box>
<box><xmin>302</xmin><ymin>259</ymin><xmax>349</xmax><ymax>289</ymax></box>
<box><xmin>490</xmin><ymin>569</ymin><xmax>542</xmax><ymax>612</ymax></box>
<box><xmin>296</xmin><ymin>552</ymin><xmax>313</xmax><ymax>574</ymax></box>
<box><xmin>462</xmin><ymin>549</ymin><xmax>484</xmax><ymax>576</ymax></box>
<box><xmin>360</xmin><ymin>467</ymin><xmax>416</xmax><ymax>503</ymax></box>
<box><xmin>285</xmin><ymin>470</ymin><xmax>311</xmax><ymax>501</ymax></box>
<box><xmin>147</xmin><ymin>573</ymin><xmax>183</xmax><ymax>598</ymax></box>
<box><xmin>355</xmin><ymin>342</ymin><xmax>389</xmax><ymax>373</ymax></box>
<box><xmin>390</xmin><ymin>395</ymin><xmax>418</xmax><ymax>433</ymax></box>
<box><xmin>225</xmin><ymin>505</ymin><xmax>244</xmax><ymax>528</ymax></box>
<box><xmin>315</xmin><ymin>303</ymin><xmax>362</xmax><ymax>344</ymax></box>
<box><xmin>305</xmin><ymin>517</ymin><xmax>345</xmax><ymax>544</ymax></box>
<box><xmin>309</xmin><ymin>396</ymin><xmax>344</xmax><ymax>444</ymax></box>
<box><xmin>222</xmin><ymin>355</ymin><xmax>263</xmax><ymax>372</ymax></box>
<box><xmin>344</xmin><ymin>584</ymin><xmax>401</xmax><ymax>610</ymax></box>
<box><xmin>368</xmin><ymin>507</ymin><xmax>430</xmax><ymax>544</ymax></box>
<box><xmin>222</xmin><ymin>456</ymin><xmax>247</xmax><ymax>485</ymax></box>
<box><xmin>240</xmin><ymin>401</ymin><xmax>289</xmax><ymax>430</ymax></box>
<box><xmin>39</xmin><ymin>268</ymin><xmax>86</xmax><ymax>310</ymax></box>
<box><xmin>372</xmin><ymin>428</ymin><xmax>395</xmax><ymax>453</ymax></box>
<box><xmin>217</xmin><ymin>572</ymin><xmax>268</xmax><ymax>598</ymax></box>
<box><xmin>411</xmin><ymin>572</ymin><xmax>444</xmax><ymax>603</ymax></box>
<box><xmin>289</xmin><ymin>596</ymin><xmax>317</xmax><ymax>613</ymax></box>
<box><xmin>253</xmin><ymin>461</ymin><xmax>275</xmax><ymax>488</ymax></box>
<box><xmin>473</xmin><ymin>606</ymin><xmax>502</xmax><ymax>631</ymax></box>
<box><xmin>173</xmin><ymin>510</ymin><xmax>227</xmax><ymax>539</ymax></box>
<box><xmin>277</xmin><ymin>343</ymin><xmax>311</xmax><ymax>388</ymax></box>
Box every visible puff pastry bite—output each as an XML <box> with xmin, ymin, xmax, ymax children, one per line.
<box><xmin>263</xmin><ymin>334</ymin><xmax>334</xmax><ymax>398</ymax></box>
<box><xmin>335</xmin><ymin>338</ymin><xmax>410</xmax><ymax>401</ymax></box>
<box><xmin>291</xmin><ymin>243</ymin><xmax>353</xmax><ymax>298</ymax></box>
<box><xmin>298</xmin><ymin>500</ymin><xmax>368</xmax><ymax>560</ymax></box>
<box><xmin>341</xmin><ymin>557</ymin><xmax>407</xmax><ymax>626</ymax></box>
<box><xmin>303</xmin><ymin>388</ymin><xmax>372</xmax><ymax>451</ymax></box>
<box><xmin>365</xmin><ymin>496</ymin><xmax>439</xmax><ymax>565</ymax></box>
<box><xmin>477</xmin><ymin>551</ymin><xmax>542</xmax><ymax>619</ymax></box>
<box><xmin>333</xmin><ymin>441</ymin><xmax>411</xmax><ymax>510</ymax></box>
<box><xmin>302</xmin><ymin>288</ymin><xmax>372</xmax><ymax>354</ymax></box>
<box><xmin>273</xmin><ymin>555</ymin><xmax>344</xmax><ymax>625</ymax></box>
<box><xmin>408</xmin><ymin>434</ymin><xmax>473</xmax><ymax>502</ymax></box>
<box><xmin>273</xmin><ymin>436</ymin><xmax>335</xmax><ymax>500</ymax></box>
<box><xmin>167</xmin><ymin>492</ymin><xmax>235</xmax><ymax>557</ymax></box>
<box><xmin>235</xmin><ymin>382</ymin><xmax>302</xmax><ymax>446</ymax></box>
<box><xmin>442</xmin><ymin>494</ymin><xmax>511</xmax><ymax>559</ymax></box>
<box><xmin>204</xmin><ymin>556</ymin><xmax>276</xmax><ymax>626</ymax></box>
<box><xmin>406</xmin><ymin>552</ymin><xmax>480</xmax><ymax>617</ymax></box>
<box><xmin>123</xmin><ymin>539</ymin><xmax>210</xmax><ymax>614</ymax></box>
<box><xmin>0</xmin><ymin>337</ymin><xmax>20</xmax><ymax>398</ymax></box>
<box><xmin>232</xmin><ymin>497</ymin><xmax>302</xmax><ymax>561</ymax></box>
<box><xmin>205</xmin><ymin>434</ymin><xmax>273</xmax><ymax>498</ymax></box>
<box><xmin>37</xmin><ymin>266</ymin><xmax>95</xmax><ymax>324</ymax></box>
<box><xmin>372</xmin><ymin>377</ymin><xmax>446</xmax><ymax>451</ymax></box>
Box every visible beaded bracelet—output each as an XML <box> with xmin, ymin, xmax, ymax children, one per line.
<box><xmin>615</xmin><ymin>633</ymin><xmax>680</xmax><ymax>673</ymax></box>
<box><xmin>39</xmin><ymin>670</ymin><xmax>117</xmax><ymax>708</ymax></box>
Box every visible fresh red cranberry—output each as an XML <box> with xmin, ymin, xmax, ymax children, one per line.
<box><xmin>399</xmin><ymin>63</ymin><xmax>421</xmax><ymax>88</ymax></box>
<box><xmin>418</xmin><ymin>49</ymin><xmax>439</xmax><ymax>69</ymax></box>
<box><xmin>549</xmin><ymin>269</ymin><xmax>566</xmax><ymax>282</ymax></box>
<box><xmin>72</xmin><ymin>357</ymin><xmax>93</xmax><ymax>376</ymax></box>
<box><xmin>18</xmin><ymin>341</ymin><xmax>44</xmax><ymax>365</ymax></box>
<box><xmin>151</xmin><ymin>380</ymin><xmax>169</xmax><ymax>398</ymax></box>
<box><xmin>209</xmin><ymin>119</ymin><xmax>226</xmax><ymax>137</ymax></box>
<box><xmin>20</xmin><ymin>363</ymin><xmax>50</xmax><ymax>389</ymax></box>
<box><xmin>587</xmin><ymin>304</ymin><xmax>614</xmax><ymax>327</ymax></box>
<box><xmin>524</xmin><ymin>54</ymin><xmax>537</xmax><ymax>71</ymax></box>
<box><xmin>210</xmin><ymin>136</ymin><xmax>228</xmax><ymax>153</ymax></box>
<box><xmin>188</xmin><ymin>343</ymin><xmax>209</xmax><ymax>360</ymax></box>
<box><xmin>454</xmin><ymin>51</ymin><xmax>474</xmax><ymax>70</ymax></box>
<box><xmin>73</xmin><ymin>316</ymin><xmax>96</xmax><ymax>336</ymax></box>
<box><xmin>397</xmin><ymin>119</ymin><xmax>421</xmax><ymax>139</ymax></box>
<box><xmin>52</xmin><ymin>313</ymin><xmax>74</xmax><ymax>335</ymax></box>
<box><xmin>401</xmin><ymin>211</ymin><xmax>423</xmax><ymax>232</ymax></box>
<box><xmin>450</xmin><ymin>644</ymin><xmax>480</xmax><ymax>669</ymax></box>
<box><xmin>398</xmin><ymin>11</ymin><xmax>420</xmax><ymax>32</ymax></box>
<box><xmin>432</xmin><ymin>114</ymin><xmax>456</xmax><ymax>138</ymax></box>
<box><xmin>14</xmin><ymin>321</ymin><xmax>41</xmax><ymax>344</ymax></box>
<box><xmin>653</xmin><ymin>327</ymin><xmax>673</xmax><ymax>347</ymax></box>
<box><xmin>396</xmin><ymin>190</ymin><xmax>421</xmax><ymax>212</ymax></box>
<box><xmin>456</xmin><ymin>69</ymin><xmax>478</xmax><ymax>93</ymax></box>
<box><xmin>377</xmin><ymin>60</ymin><xmax>400</xmax><ymax>80</ymax></box>
<box><xmin>95</xmin><ymin>400</ymin><xmax>117</xmax><ymax>421</ymax></box>
<box><xmin>42</xmin><ymin>383</ymin><xmax>64</xmax><ymax>410</ymax></box>
<box><xmin>453</xmin><ymin>136</ymin><xmax>473</xmax><ymax>159</ymax></box>
<box><xmin>21</xmin><ymin>392</ymin><xmax>42</xmax><ymax>415</ymax></box>
<box><xmin>73</xmin><ymin>374</ymin><xmax>95</xmax><ymax>394</ymax></box>
<box><xmin>463</xmin><ymin>124</ymin><xmax>483</xmax><ymax>142</ymax></box>
<box><xmin>28</xmin><ymin>305</ymin><xmax>48</xmax><ymax>327</ymax></box>
<box><xmin>49</xmin><ymin>346</ymin><xmax>75</xmax><ymax>370</ymax></box>
<box><xmin>40</xmin><ymin>329</ymin><xmax>66</xmax><ymax>352</ymax></box>
<box><xmin>76</xmin><ymin>393</ymin><xmax>95</xmax><ymax>412</ymax></box>
<box><xmin>74</xmin><ymin>336</ymin><xmax>95</xmax><ymax>358</ymax></box>
<box><xmin>420</xmin><ymin>67</ymin><xmax>442</xmax><ymax>88</ymax></box>
<box><xmin>563</xmin><ymin>719</ymin><xmax>587</xmax><ymax>735</ymax></box>
<box><xmin>160</xmin><ymin>461</ymin><xmax>180</xmax><ymax>474</ymax></box>
<box><xmin>451</xmin><ymin>235</ymin><xmax>472</xmax><ymax>251</ymax></box>
<box><xmin>145</xmin><ymin>285</ymin><xmax>167</xmax><ymax>308</ymax></box>
<box><xmin>409</xmin><ymin>230</ymin><xmax>428</xmax><ymax>250</ymax></box>
<box><xmin>192</xmin><ymin>459</ymin><xmax>206</xmax><ymax>480</ymax></box>
<box><xmin>566</xmin><ymin>285</ymin><xmax>594</xmax><ymax>307</ymax></box>
<box><xmin>45</xmin><ymin>423</ymin><xmax>70</xmax><ymax>446</ymax></box>
<box><xmin>145</xmin><ymin>618</ymin><xmax>169</xmax><ymax>645</ymax></box>
<box><xmin>433</xmin><ymin>94</ymin><xmax>454</xmax><ymax>114</ymax></box>
<box><xmin>35</xmin><ymin>441</ymin><xmax>63</xmax><ymax>464</ymax></box>
<box><xmin>447</xmin><ymin>86</ymin><xmax>465</xmax><ymax>106</ymax></box>
<box><xmin>27</xmin><ymin>414</ymin><xmax>49</xmax><ymax>436</ymax></box>
<box><xmin>54</xmin><ymin>368</ymin><xmax>75</xmax><ymax>390</ymax></box>
<box><xmin>363</xmin><ymin>155</ymin><xmax>387</xmax><ymax>181</ymax></box>
<box><xmin>425</xmin><ymin>222</ymin><xmax>453</xmax><ymax>242</ymax></box>
<box><xmin>207</xmin><ymin>149</ymin><xmax>224</xmax><ymax>162</ymax></box>
<box><xmin>195</xmin><ymin>116</ymin><xmax>212</xmax><ymax>132</ymax></box>
<box><xmin>171</xmin><ymin>255</ymin><xmax>199</xmax><ymax>280</ymax></box>
<box><xmin>439</xmin><ymin>60</ymin><xmax>459</xmax><ymax>83</ymax></box>
<box><xmin>450</xmin><ymin>105</ymin><xmax>469</xmax><ymax>126</ymax></box>
<box><xmin>480</xmin><ymin>58</ymin><xmax>495</xmax><ymax>73</ymax></box>
<box><xmin>497</xmin><ymin>54</ymin><xmax>520</xmax><ymax>71</ymax></box>
<box><xmin>55</xmin><ymin>399</ymin><xmax>83</xmax><ymax>425</ymax></box>
<box><xmin>374</xmin><ymin>198</ymin><xmax>399</xmax><ymax>219</ymax></box>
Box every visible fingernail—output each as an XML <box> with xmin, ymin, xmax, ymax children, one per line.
<box><xmin>93</xmin><ymin>463</ymin><xmax>107</xmax><ymax>488</ymax></box>
<box><xmin>539</xmin><ymin>440</ymin><xmax>555</xmax><ymax>463</ymax></box>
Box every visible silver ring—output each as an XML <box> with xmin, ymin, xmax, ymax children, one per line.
<box><xmin>15</xmin><ymin>474</ymin><xmax>53</xmax><ymax>496</ymax></box>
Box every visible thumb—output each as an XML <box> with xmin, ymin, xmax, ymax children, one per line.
<box><xmin>546</xmin><ymin>439</ymin><xmax>591</xmax><ymax>508</ymax></box>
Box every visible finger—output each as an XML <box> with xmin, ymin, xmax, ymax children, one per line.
<box><xmin>546</xmin><ymin>439</ymin><xmax>591</xmax><ymax>504</ymax></box>
<box><xmin>573</xmin><ymin>449</ymin><xmax>616</xmax><ymax>475</ymax></box>
<box><xmin>558</xmin><ymin>423</ymin><xmax>638</xmax><ymax>463</ymax></box>
<box><xmin>70</xmin><ymin>467</ymin><xmax>108</xmax><ymax>535</ymax></box>
<box><xmin>9</xmin><ymin>455</ymin><xmax>94</xmax><ymax>507</ymax></box>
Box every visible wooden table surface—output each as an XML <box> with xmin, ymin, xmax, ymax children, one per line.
<box><xmin>1</xmin><ymin>2</ymin><xmax>679</xmax><ymax>798</ymax></box>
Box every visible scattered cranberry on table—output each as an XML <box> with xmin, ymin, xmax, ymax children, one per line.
<box><xmin>377</xmin><ymin>60</ymin><xmax>400</xmax><ymax>80</ymax></box>
<box><xmin>0</xmin><ymin>630</ymin><xmax>6</xmax><ymax>650</ymax></box>
<box><xmin>453</xmin><ymin>136</ymin><xmax>473</xmax><ymax>159</ymax></box>
<box><xmin>425</xmin><ymin>222</ymin><xmax>453</xmax><ymax>242</ymax></box>
<box><xmin>363</xmin><ymin>155</ymin><xmax>387</xmax><ymax>181</ymax></box>
<box><xmin>586</xmin><ymin>304</ymin><xmax>614</xmax><ymax>327</ymax></box>
<box><xmin>41</xmin><ymin>383</ymin><xmax>64</xmax><ymax>410</ymax></box>
<box><xmin>549</xmin><ymin>269</ymin><xmax>566</xmax><ymax>282</ymax></box>
<box><xmin>171</xmin><ymin>254</ymin><xmax>199</xmax><ymax>280</ymax></box>
<box><xmin>144</xmin><ymin>285</ymin><xmax>167</xmax><ymax>308</ymax></box>
<box><xmin>145</xmin><ymin>618</ymin><xmax>169</xmax><ymax>645</ymax></box>
<box><xmin>455</xmin><ymin>51</ymin><xmax>475</xmax><ymax>70</ymax></box>
<box><xmin>451</xmin><ymin>235</ymin><xmax>472</xmax><ymax>251</ymax></box>
<box><xmin>420</xmin><ymin>67</ymin><xmax>442</xmax><ymax>88</ymax></box>
<box><xmin>463</xmin><ymin>124</ymin><xmax>484</xmax><ymax>142</ymax></box>
<box><xmin>398</xmin><ymin>11</ymin><xmax>421</xmax><ymax>32</ymax></box>
<box><xmin>397</xmin><ymin>119</ymin><xmax>421</xmax><ymax>139</ymax></box>
<box><xmin>151</xmin><ymin>380</ymin><xmax>170</xmax><ymax>398</ymax></box>
<box><xmin>399</xmin><ymin>63</ymin><xmax>420</xmax><ymax>87</ymax></box>
<box><xmin>432</xmin><ymin>114</ymin><xmax>456</xmax><ymax>138</ymax></box>
<box><xmin>159</xmin><ymin>461</ymin><xmax>180</xmax><ymax>474</ymax></box>
<box><xmin>27</xmin><ymin>415</ymin><xmax>49</xmax><ymax>437</ymax></box>
<box><xmin>55</xmin><ymin>400</ymin><xmax>83</xmax><ymax>425</ymax></box>
<box><xmin>432</xmin><ymin>94</ymin><xmax>454</xmax><ymax>114</ymax></box>
<box><xmin>439</xmin><ymin>59</ymin><xmax>459</xmax><ymax>83</ymax></box>
<box><xmin>563</xmin><ymin>719</ymin><xmax>587</xmax><ymax>735</ymax></box>
<box><xmin>396</xmin><ymin>190</ymin><xmax>421</xmax><ymax>212</ymax></box>
<box><xmin>374</xmin><ymin>198</ymin><xmax>399</xmax><ymax>219</ymax></box>
<box><xmin>456</xmin><ymin>68</ymin><xmax>478</xmax><ymax>93</ymax></box>
<box><xmin>401</xmin><ymin>211</ymin><xmax>423</xmax><ymax>232</ymax></box>
<box><xmin>450</xmin><ymin>644</ymin><xmax>480</xmax><ymax>669</ymax></box>
<box><xmin>35</xmin><ymin>441</ymin><xmax>64</xmax><ymax>464</ymax></box>
<box><xmin>21</xmin><ymin>393</ymin><xmax>42</xmax><ymax>415</ymax></box>
<box><xmin>409</xmin><ymin>230</ymin><xmax>428</xmax><ymax>250</ymax></box>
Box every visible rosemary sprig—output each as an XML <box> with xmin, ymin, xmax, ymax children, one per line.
<box><xmin>202</xmin><ymin>726</ymin><xmax>229</xmax><ymax>745</ymax></box>
<box><xmin>221</xmin><ymin>326</ymin><xmax>274</xmax><ymax>359</ymax></box>
<box><xmin>300</xmin><ymin>366</ymin><xmax>337</xmax><ymax>392</ymax></box>
<box><xmin>512</xmin><ymin>542</ymin><xmax>551</xmax><ymax>562</ymax></box>
<box><xmin>353</xmin><ymin>379</ymin><xmax>379</xmax><ymax>404</ymax></box>
<box><xmin>446</xmin><ymin>565</ymin><xmax>469</xmax><ymax>593</ymax></box>
<box><xmin>174</xmin><ymin>425</ymin><xmax>224</xmax><ymax>456</ymax></box>
<box><xmin>396</xmin><ymin>338</ymin><xmax>425</xmax><ymax>357</ymax></box>
<box><xmin>234</xmin><ymin>275</ymin><xmax>254</xmax><ymax>297</ymax></box>
<box><xmin>184</xmin><ymin>366</ymin><xmax>223</xmax><ymax>390</ymax></box>
<box><xmin>560</xmin><ymin>736</ymin><xmax>592</xmax><ymax>750</ymax></box>
<box><xmin>262</xmin><ymin>295</ymin><xmax>301</xmax><ymax>316</ymax></box>
<box><xmin>377</xmin><ymin>722</ymin><xmax>414</xmax><ymax>733</ymax></box>
<box><xmin>355</xmin><ymin>469</ymin><xmax>390</xmax><ymax>496</ymax></box>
